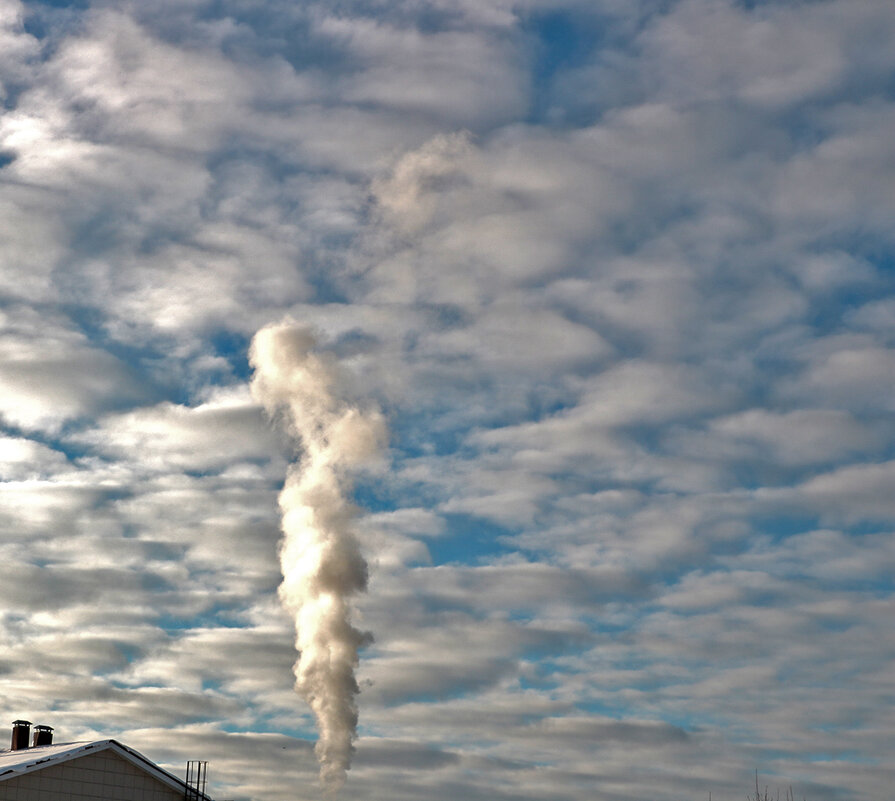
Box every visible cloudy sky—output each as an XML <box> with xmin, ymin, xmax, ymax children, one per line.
<box><xmin>1</xmin><ymin>0</ymin><xmax>894</xmax><ymax>799</ymax></box>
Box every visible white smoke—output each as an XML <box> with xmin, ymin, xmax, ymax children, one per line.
<box><xmin>249</xmin><ymin>321</ymin><xmax>386</xmax><ymax>796</ymax></box>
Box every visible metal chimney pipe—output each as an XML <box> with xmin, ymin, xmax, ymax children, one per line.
<box><xmin>32</xmin><ymin>726</ymin><xmax>53</xmax><ymax>747</ymax></box>
<box><xmin>11</xmin><ymin>720</ymin><xmax>31</xmax><ymax>751</ymax></box>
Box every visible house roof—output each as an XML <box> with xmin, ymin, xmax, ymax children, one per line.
<box><xmin>0</xmin><ymin>739</ymin><xmax>212</xmax><ymax>799</ymax></box>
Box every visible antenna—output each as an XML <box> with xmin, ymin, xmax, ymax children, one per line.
<box><xmin>184</xmin><ymin>760</ymin><xmax>208</xmax><ymax>800</ymax></box>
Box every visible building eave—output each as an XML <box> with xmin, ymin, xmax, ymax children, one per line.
<box><xmin>0</xmin><ymin>739</ymin><xmax>212</xmax><ymax>799</ymax></box>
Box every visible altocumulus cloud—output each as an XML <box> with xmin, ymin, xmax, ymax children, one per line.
<box><xmin>0</xmin><ymin>1</ymin><xmax>894</xmax><ymax>800</ymax></box>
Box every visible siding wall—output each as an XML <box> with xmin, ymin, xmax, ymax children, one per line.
<box><xmin>0</xmin><ymin>748</ymin><xmax>185</xmax><ymax>801</ymax></box>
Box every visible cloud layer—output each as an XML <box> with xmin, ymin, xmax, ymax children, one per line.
<box><xmin>0</xmin><ymin>1</ymin><xmax>893</xmax><ymax>800</ymax></box>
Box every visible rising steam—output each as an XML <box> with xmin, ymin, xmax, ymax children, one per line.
<box><xmin>250</xmin><ymin>322</ymin><xmax>385</xmax><ymax>795</ymax></box>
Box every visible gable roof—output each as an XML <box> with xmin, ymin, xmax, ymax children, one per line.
<box><xmin>0</xmin><ymin>739</ymin><xmax>212</xmax><ymax>799</ymax></box>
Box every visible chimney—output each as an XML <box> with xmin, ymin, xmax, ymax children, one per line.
<box><xmin>11</xmin><ymin>720</ymin><xmax>31</xmax><ymax>751</ymax></box>
<box><xmin>32</xmin><ymin>725</ymin><xmax>53</xmax><ymax>747</ymax></box>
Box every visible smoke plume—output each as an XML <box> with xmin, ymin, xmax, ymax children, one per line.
<box><xmin>249</xmin><ymin>321</ymin><xmax>386</xmax><ymax>796</ymax></box>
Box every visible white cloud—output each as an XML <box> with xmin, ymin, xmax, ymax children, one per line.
<box><xmin>0</xmin><ymin>436</ymin><xmax>70</xmax><ymax>480</ymax></box>
<box><xmin>0</xmin><ymin>310</ymin><xmax>149</xmax><ymax>431</ymax></box>
<box><xmin>780</xmin><ymin>341</ymin><xmax>895</xmax><ymax>412</ymax></box>
<box><xmin>0</xmin><ymin>1</ymin><xmax>894</xmax><ymax>800</ymax></box>
<box><xmin>0</xmin><ymin>0</ymin><xmax>38</xmax><ymax>100</ymax></box>
<box><xmin>769</xmin><ymin>460</ymin><xmax>895</xmax><ymax>524</ymax></box>
<box><xmin>315</xmin><ymin>14</ymin><xmax>527</xmax><ymax>128</ymax></box>
<box><xmin>46</xmin><ymin>10</ymin><xmax>249</xmax><ymax>151</ymax></box>
<box><xmin>707</xmin><ymin>408</ymin><xmax>885</xmax><ymax>466</ymax></box>
<box><xmin>74</xmin><ymin>392</ymin><xmax>280</xmax><ymax>473</ymax></box>
<box><xmin>639</xmin><ymin>0</ymin><xmax>848</xmax><ymax>108</ymax></box>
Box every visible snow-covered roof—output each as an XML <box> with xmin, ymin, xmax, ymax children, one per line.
<box><xmin>0</xmin><ymin>739</ymin><xmax>212</xmax><ymax>798</ymax></box>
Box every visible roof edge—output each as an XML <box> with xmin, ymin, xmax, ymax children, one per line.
<box><xmin>108</xmin><ymin>739</ymin><xmax>212</xmax><ymax>799</ymax></box>
<box><xmin>0</xmin><ymin>739</ymin><xmax>212</xmax><ymax>800</ymax></box>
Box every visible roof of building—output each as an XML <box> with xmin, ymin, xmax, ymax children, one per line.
<box><xmin>0</xmin><ymin>739</ymin><xmax>211</xmax><ymax>798</ymax></box>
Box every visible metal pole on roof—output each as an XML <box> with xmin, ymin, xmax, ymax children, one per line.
<box><xmin>184</xmin><ymin>760</ymin><xmax>208</xmax><ymax>800</ymax></box>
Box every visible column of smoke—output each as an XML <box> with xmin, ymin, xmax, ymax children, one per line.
<box><xmin>250</xmin><ymin>321</ymin><xmax>386</xmax><ymax>796</ymax></box>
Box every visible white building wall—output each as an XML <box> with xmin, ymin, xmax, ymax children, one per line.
<box><xmin>0</xmin><ymin>748</ymin><xmax>185</xmax><ymax>801</ymax></box>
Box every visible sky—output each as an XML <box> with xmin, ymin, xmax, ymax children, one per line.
<box><xmin>0</xmin><ymin>0</ymin><xmax>894</xmax><ymax>799</ymax></box>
